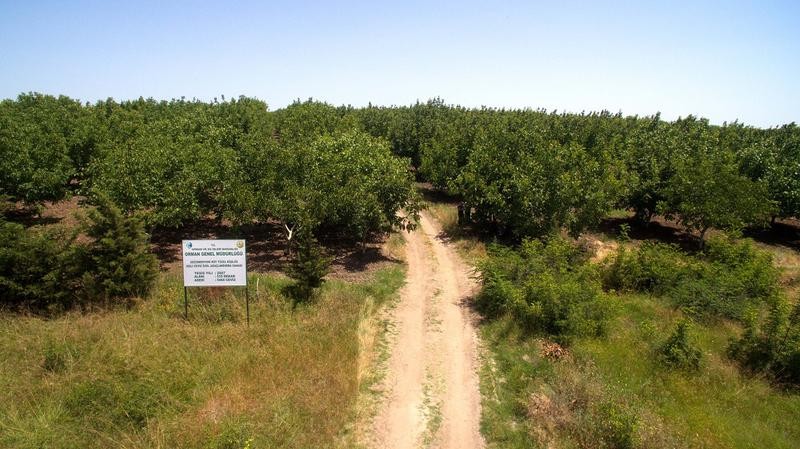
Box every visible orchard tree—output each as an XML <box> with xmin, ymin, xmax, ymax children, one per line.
<box><xmin>309</xmin><ymin>131</ymin><xmax>421</xmax><ymax>239</ymax></box>
<box><xmin>664</xmin><ymin>140</ymin><xmax>775</xmax><ymax>245</ymax></box>
<box><xmin>0</xmin><ymin>94</ymin><xmax>83</xmax><ymax>207</ymax></box>
<box><xmin>738</xmin><ymin>124</ymin><xmax>800</xmax><ymax>221</ymax></box>
<box><xmin>88</xmin><ymin>99</ymin><xmax>247</xmax><ymax>228</ymax></box>
<box><xmin>419</xmin><ymin>108</ymin><xmax>487</xmax><ymax>190</ymax></box>
<box><xmin>768</xmin><ymin>124</ymin><xmax>800</xmax><ymax>219</ymax></box>
<box><xmin>233</xmin><ymin>130</ymin><xmax>420</xmax><ymax>248</ymax></box>
<box><xmin>455</xmin><ymin>120</ymin><xmax>624</xmax><ymax>238</ymax></box>
<box><xmin>89</xmin><ymin>129</ymin><xmax>238</xmax><ymax>227</ymax></box>
<box><xmin>273</xmin><ymin>100</ymin><xmax>355</xmax><ymax>148</ymax></box>
<box><xmin>620</xmin><ymin>115</ymin><xmax>677</xmax><ymax>224</ymax></box>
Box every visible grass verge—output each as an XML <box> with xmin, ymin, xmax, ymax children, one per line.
<box><xmin>0</xmin><ymin>265</ymin><xmax>405</xmax><ymax>449</ymax></box>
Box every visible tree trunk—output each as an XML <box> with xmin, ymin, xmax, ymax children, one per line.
<box><xmin>284</xmin><ymin>223</ymin><xmax>296</xmax><ymax>257</ymax></box>
<box><xmin>699</xmin><ymin>227</ymin><xmax>709</xmax><ymax>250</ymax></box>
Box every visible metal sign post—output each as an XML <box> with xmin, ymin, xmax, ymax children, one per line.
<box><xmin>245</xmin><ymin>286</ymin><xmax>250</xmax><ymax>327</ymax></box>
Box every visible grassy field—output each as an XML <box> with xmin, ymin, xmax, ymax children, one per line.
<box><xmin>0</xmin><ymin>257</ymin><xmax>404</xmax><ymax>449</ymax></box>
<box><xmin>424</xmin><ymin>197</ymin><xmax>800</xmax><ymax>449</ymax></box>
<box><xmin>479</xmin><ymin>294</ymin><xmax>800</xmax><ymax>449</ymax></box>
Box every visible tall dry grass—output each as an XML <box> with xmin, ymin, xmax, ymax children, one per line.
<box><xmin>0</xmin><ymin>267</ymin><xmax>404</xmax><ymax>449</ymax></box>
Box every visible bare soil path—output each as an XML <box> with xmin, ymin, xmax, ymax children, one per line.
<box><xmin>368</xmin><ymin>211</ymin><xmax>484</xmax><ymax>449</ymax></box>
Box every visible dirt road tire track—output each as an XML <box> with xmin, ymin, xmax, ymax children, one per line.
<box><xmin>369</xmin><ymin>211</ymin><xmax>484</xmax><ymax>449</ymax></box>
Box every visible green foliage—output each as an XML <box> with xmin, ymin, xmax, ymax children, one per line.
<box><xmin>738</xmin><ymin>124</ymin><xmax>800</xmax><ymax>220</ymax></box>
<box><xmin>273</xmin><ymin>99</ymin><xmax>355</xmax><ymax>147</ymax></box>
<box><xmin>3</xmin><ymin>93</ymin><xmax>797</xmax><ymax>248</ymax></box>
<box><xmin>0</xmin><ymin>219</ymin><xmax>74</xmax><ymax>310</ymax></box>
<box><xmin>234</xmin><ymin>129</ymin><xmax>420</xmax><ymax>241</ymax></box>
<box><xmin>662</xmin><ymin>136</ymin><xmax>775</xmax><ymax>240</ymax></box>
<box><xmin>72</xmin><ymin>195</ymin><xmax>159</xmax><ymax>304</ymax></box>
<box><xmin>299</xmin><ymin>130</ymin><xmax>420</xmax><ymax>238</ymax></box>
<box><xmin>729</xmin><ymin>298</ymin><xmax>800</xmax><ymax>387</ymax></box>
<box><xmin>0</xmin><ymin>196</ymin><xmax>157</xmax><ymax>312</ymax></box>
<box><xmin>602</xmin><ymin>242</ymin><xmax>688</xmax><ymax>294</ymax></box>
<box><xmin>285</xmin><ymin>231</ymin><xmax>333</xmax><ymax>302</ymax></box>
<box><xmin>478</xmin><ymin>237</ymin><xmax>610</xmax><ymax>343</ymax></box>
<box><xmin>594</xmin><ymin>402</ymin><xmax>640</xmax><ymax>449</ymax></box>
<box><xmin>603</xmin><ymin>236</ymin><xmax>779</xmax><ymax>320</ymax></box>
<box><xmin>87</xmin><ymin>98</ymin><xmax>249</xmax><ymax>227</ymax></box>
<box><xmin>622</xmin><ymin>114</ymin><xmax>674</xmax><ymax>223</ymax></box>
<box><xmin>84</xmin><ymin>98</ymin><xmax>420</xmax><ymax>238</ymax></box>
<box><xmin>658</xmin><ymin>320</ymin><xmax>702</xmax><ymax>371</ymax></box>
<box><xmin>456</xmin><ymin>127</ymin><xmax>625</xmax><ymax>238</ymax></box>
<box><xmin>0</xmin><ymin>93</ymin><xmax>87</xmax><ymax>205</ymax></box>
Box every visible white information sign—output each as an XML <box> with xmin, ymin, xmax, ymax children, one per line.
<box><xmin>182</xmin><ymin>240</ymin><xmax>247</xmax><ymax>287</ymax></box>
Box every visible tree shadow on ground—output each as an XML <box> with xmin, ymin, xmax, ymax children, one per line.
<box><xmin>594</xmin><ymin>214</ymin><xmax>800</xmax><ymax>255</ymax></box>
<box><xmin>418</xmin><ymin>182</ymin><xmax>460</xmax><ymax>205</ymax></box>
<box><xmin>593</xmin><ymin>216</ymin><xmax>701</xmax><ymax>253</ymax></box>
<box><xmin>149</xmin><ymin>219</ymin><xmax>401</xmax><ymax>280</ymax></box>
<box><xmin>744</xmin><ymin>219</ymin><xmax>800</xmax><ymax>252</ymax></box>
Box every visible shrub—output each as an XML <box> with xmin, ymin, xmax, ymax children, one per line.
<box><xmin>1</xmin><ymin>196</ymin><xmax>158</xmax><ymax>312</ymax></box>
<box><xmin>285</xmin><ymin>231</ymin><xmax>332</xmax><ymax>302</ymax></box>
<box><xmin>658</xmin><ymin>320</ymin><xmax>702</xmax><ymax>371</ymax></box>
<box><xmin>703</xmin><ymin>235</ymin><xmax>779</xmax><ymax>302</ymax></box>
<box><xmin>602</xmin><ymin>242</ymin><xmax>690</xmax><ymax>294</ymax></box>
<box><xmin>478</xmin><ymin>237</ymin><xmax>610</xmax><ymax>343</ymax></box>
<box><xmin>728</xmin><ymin>298</ymin><xmax>800</xmax><ymax>387</ymax></box>
<box><xmin>602</xmin><ymin>236</ymin><xmax>780</xmax><ymax>321</ymax></box>
<box><xmin>674</xmin><ymin>237</ymin><xmax>778</xmax><ymax>320</ymax></box>
<box><xmin>0</xmin><ymin>219</ymin><xmax>74</xmax><ymax>310</ymax></box>
<box><xmin>71</xmin><ymin>195</ymin><xmax>159</xmax><ymax>305</ymax></box>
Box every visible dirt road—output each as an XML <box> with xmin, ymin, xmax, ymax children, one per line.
<box><xmin>369</xmin><ymin>211</ymin><xmax>484</xmax><ymax>449</ymax></box>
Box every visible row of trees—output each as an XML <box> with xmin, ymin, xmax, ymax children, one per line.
<box><xmin>1</xmin><ymin>94</ymin><xmax>797</xmax><ymax>245</ymax></box>
<box><xmin>361</xmin><ymin>101</ymin><xmax>797</xmax><ymax>242</ymax></box>
<box><xmin>0</xmin><ymin>94</ymin><xmax>420</xmax><ymax>245</ymax></box>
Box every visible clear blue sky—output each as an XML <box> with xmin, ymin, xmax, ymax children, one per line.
<box><xmin>1</xmin><ymin>0</ymin><xmax>798</xmax><ymax>126</ymax></box>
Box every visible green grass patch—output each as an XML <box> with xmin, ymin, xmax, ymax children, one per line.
<box><xmin>479</xmin><ymin>294</ymin><xmax>800</xmax><ymax>449</ymax></box>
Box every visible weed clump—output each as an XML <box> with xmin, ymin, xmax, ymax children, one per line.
<box><xmin>64</xmin><ymin>377</ymin><xmax>170</xmax><ymax>430</ymax></box>
<box><xmin>729</xmin><ymin>298</ymin><xmax>800</xmax><ymax>388</ymax></box>
<box><xmin>593</xmin><ymin>402</ymin><xmax>639</xmax><ymax>449</ymax></box>
<box><xmin>658</xmin><ymin>320</ymin><xmax>702</xmax><ymax>371</ymax></box>
<box><xmin>42</xmin><ymin>339</ymin><xmax>79</xmax><ymax>373</ymax></box>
